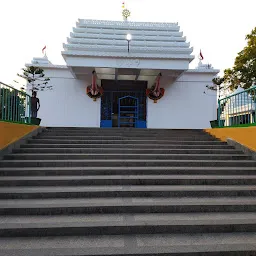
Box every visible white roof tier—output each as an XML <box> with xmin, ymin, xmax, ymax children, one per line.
<box><xmin>70</xmin><ymin>32</ymin><xmax>187</xmax><ymax>42</ymax></box>
<box><xmin>64</xmin><ymin>44</ymin><xmax>192</xmax><ymax>54</ymax></box>
<box><xmin>62</xmin><ymin>19</ymin><xmax>194</xmax><ymax>61</ymax></box>
<box><xmin>67</xmin><ymin>38</ymin><xmax>190</xmax><ymax>48</ymax></box>
<box><xmin>77</xmin><ymin>19</ymin><xmax>179</xmax><ymax>30</ymax></box>
<box><xmin>73</xmin><ymin>27</ymin><xmax>182</xmax><ymax>36</ymax></box>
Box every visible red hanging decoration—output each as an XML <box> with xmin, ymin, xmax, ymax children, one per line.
<box><xmin>86</xmin><ymin>71</ymin><xmax>103</xmax><ymax>101</ymax></box>
<box><xmin>146</xmin><ymin>73</ymin><xmax>165</xmax><ymax>103</ymax></box>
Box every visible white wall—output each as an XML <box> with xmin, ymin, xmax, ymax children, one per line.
<box><xmin>147</xmin><ymin>71</ymin><xmax>217</xmax><ymax>129</ymax></box>
<box><xmin>36</xmin><ymin>67</ymin><xmax>217</xmax><ymax>129</ymax></box>
<box><xmin>37</xmin><ymin>68</ymin><xmax>101</xmax><ymax>127</ymax></box>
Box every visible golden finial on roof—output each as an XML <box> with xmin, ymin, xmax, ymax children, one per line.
<box><xmin>122</xmin><ymin>1</ymin><xmax>131</xmax><ymax>21</ymax></box>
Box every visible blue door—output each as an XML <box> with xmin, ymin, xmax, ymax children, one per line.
<box><xmin>100</xmin><ymin>90</ymin><xmax>147</xmax><ymax>128</ymax></box>
<box><xmin>100</xmin><ymin>91</ymin><xmax>112</xmax><ymax>128</ymax></box>
<box><xmin>118</xmin><ymin>96</ymin><xmax>138</xmax><ymax>128</ymax></box>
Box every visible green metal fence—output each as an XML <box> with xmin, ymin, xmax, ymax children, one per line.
<box><xmin>0</xmin><ymin>82</ymin><xmax>31</xmax><ymax>124</ymax></box>
<box><xmin>218</xmin><ymin>86</ymin><xmax>256</xmax><ymax>127</ymax></box>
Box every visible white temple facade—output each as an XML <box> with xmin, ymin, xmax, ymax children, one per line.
<box><xmin>27</xmin><ymin>19</ymin><xmax>219</xmax><ymax>128</ymax></box>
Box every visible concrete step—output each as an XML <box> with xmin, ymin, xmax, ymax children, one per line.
<box><xmin>1</xmin><ymin>197</ymin><xmax>256</xmax><ymax>215</ymax></box>
<box><xmin>1</xmin><ymin>185</ymin><xmax>255</xmax><ymax>199</ymax></box>
<box><xmin>14</xmin><ymin>148</ymin><xmax>242</xmax><ymax>154</ymax></box>
<box><xmin>45</xmin><ymin>127</ymin><xmax>204</xmax><ymax>132</ymax></box>
<box><xmin>28</xmin><ymin>139</ymin><xmax>226</xmax><ymax>145</ymax></box>
<box><xmin>1</xmin><ymin>159</ymin><xmax>255</xmax><ymax>168</ymax></box>
<box><xmin>0</xmin><ymin>232</ymin><xmax>255</xmax><ymax>255</ymax></box>
<box><xmin>1</xmin><ymin>166</ymin><xmax>256</xmax><ymax>176</ymax></box>
<box><xmin>1</xmin><ymin>127</ymin><xmax>255</xmax><ymax>255</ymax></box>
<box><xmin>1</xmin><ymin>213</ymin><xmax>256</xmax><ymax>237</ymax></box>
<box><xmin>21</xmin><ymin>143</ymin><xmax>234</xmax><ymax>149</ymax></box>
<box><xmin>43</xmin><ymin>131</ymin><xmax>210</xmax><ymax>137</ymax></box>
<box><xmin>1</xmin><ymin>175</ymin><xmax>255</xmax><ymax>186</ymax></box>
<box><xmin>43</xmin><ymin>127</ymin><xmax>205</xmax><ymax>132</ymax></box>
<box><xmin>36</xmin><ymin>135</ymin><xmax>216</xmax><ymax>141</ymax></box>
<box><xmin>4</xmin><ymin>153</ymin><xmax>251</xmax><ymax>161</ymax></box>
<box><xmin>41</xmin><ymin>131</ymin><xmax>213</xmax><ymax>137</ymax></box>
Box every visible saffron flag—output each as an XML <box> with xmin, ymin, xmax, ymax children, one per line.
<box><xmin>199</xmin><ymin>49</ymin><xmax>204</xmax><ymax>60</ymax></box>
<box><xmin>42</xmin><ymin>46</ymin><xmax>46</xmax><ymax>54</ymax></box>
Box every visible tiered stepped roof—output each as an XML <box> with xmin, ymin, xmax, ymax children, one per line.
<box><xmin>62</xmin><ymin>19</ymin><xmax>194</xmax><ymax>60</ymax></box>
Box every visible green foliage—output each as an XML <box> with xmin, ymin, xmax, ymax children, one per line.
<box><xmin>212</xmin><ymin>77</ymin><xmax>225</xmax><ymax>86</ymax></box>
<box><xmin>206</xmin><ymin>76</ymin><xmax>225</xmax><ymax>91</ymax></box>
<box><xmin>17</xmin><ymin>66</ymin><xmax>52</xmax><ymax>92</ymax></box>
<box><xmin>207</xmin><ymin>28</ymin><xmax>256</xmax><ymax>92</ymax></box>
<box><xmin>224</xmin><ymin>27</ymin><xmax>256</xmax><ymax>90</ymax></box>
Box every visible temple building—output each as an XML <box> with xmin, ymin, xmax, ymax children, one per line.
<box><xmin>27</xmin><ymin>16</ymin><xmax>219</xmax><ymax>128</ymax></box>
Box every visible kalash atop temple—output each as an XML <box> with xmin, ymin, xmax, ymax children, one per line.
<box><xmin>28</xmin><ymin>4</ymin><xmax>219</xmax><ymax>129</ymax></box>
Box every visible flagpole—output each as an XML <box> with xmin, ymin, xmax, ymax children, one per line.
<box><xmin>198</xmin><ymin>49</ymin><xmax>204</xmax><ymax>67</ymax></box>
<box><xmin>42</xmin><ymin>46</ymin><xmax>47</xmax><ymax>57</ymax></box>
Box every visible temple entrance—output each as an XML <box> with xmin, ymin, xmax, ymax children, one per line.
<box><xmin>100</xmin><ymin>80</ymin><xmax>147</xmax><ymax>128</ymax></box>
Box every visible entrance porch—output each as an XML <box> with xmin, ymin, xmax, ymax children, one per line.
<box><xmin>64</xmin><ymin>66</ymin><xmax>184</xmax><ymax>129</ymax></box>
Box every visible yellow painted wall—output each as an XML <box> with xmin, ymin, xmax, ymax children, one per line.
<box><xmin>0</xmin><ymin>122</ymin><xmax>38</xmax><ymax>150</ymax></box>
<box><xmin>205</xmin><ymin>127</ymin><xmax>256</xmax><ymax>151</ymax></box>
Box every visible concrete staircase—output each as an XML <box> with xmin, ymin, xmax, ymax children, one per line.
<box><xmin>0</xmin><ymin>127</ymin><xmax>256</xmax><ymax>255</ymax></box>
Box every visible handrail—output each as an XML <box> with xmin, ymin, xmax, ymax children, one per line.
<box><xmin>218</xmin><ymin>86</ymin><xmax>256</xmax><ymax>127</ymax></box>
<box><xmin>0</xmin><ymin>81</ymin><xmax>31</xmax><ymax>98</ymax></box>
<box><xmin>0</xmin><ymin>81</ymin><xmax>31</xmax><ymax>124</ymax></box>
<box><xmin>220</xmin><ymin>86</ymin><xmax>256</xmax><ymax>100</ymax></box>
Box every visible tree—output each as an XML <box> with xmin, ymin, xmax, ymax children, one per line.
<box><xmin>206</xmin><ymin>76</ymin><xmax>225</xmax><ymax>91</ymax></box>
<box><xmin>224</xmin><ymin>27</ymin><xmax>256</xmax><ymax>90</ymax></box>
<box><xmin>17</xmin><ymin>66</ymin><xmax>51</xmax><ymax>92</ymax></box>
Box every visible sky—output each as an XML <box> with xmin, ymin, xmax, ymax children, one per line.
<box><xmin>0</xmin><ymin>0</ymin><xmax>255</xmax><ymax>87</ymax></box>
